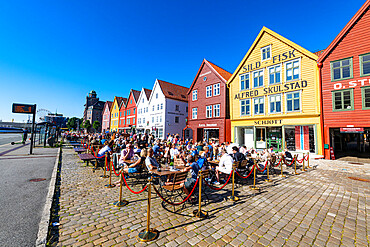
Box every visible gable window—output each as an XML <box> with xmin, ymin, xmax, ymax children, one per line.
<box><xmin>269</xmin><ymin>94</ymin><xmax>282</xmax><ymax>113</ymax></box>
<box><xmin>286</xmin><ymin>91</ymin><xmax>300</xmax><ymax>112</ymax></box>
<box><xmin>240</xmin><ymin>99</ymin><xmax>250</xmax><ymax>116</ymax></box>
<box><xmin>213</xmin><ymin>83</ymin><xmax>220</xmax><ymax>96</ymax></box>
<box><xmin>331</xmin><ymin>58</ymin><xmax>352</xmax><ymax>81</ymax></box>
<box><xmin>286</xmin><ymin>59</ymin><xmax>300</xmax><ymax>81</ymax></box>
<box><xmin>206</xmin><ymin>86</ymin><xmax>212</xmax><ymax>97</ymax></box>
<box><xmin>192</xmin><ymin>90</ymin><xmax>198</xmax><ymax>101</ymax></box>
<box><xmin>332</xmin><ymin>89</ymin><xmax>353</xmax><ymax>111</ymax></box>
<box><xmin>362</xmin><ymin>86</ymin><xmax>370</xmax><ymax>109</ymax></box>
<box><xmin>192</xmin><ymin>108</ymin><xmax>197</xmax><ymax>119</ymax></box>
<box><xmin>156</xmin><ymin>93</ymin><xmax>158</xmax><ymax>99</ymax></box>
<box><xmin>360</xmin><ymin>53</ymin><xmax>370</xmax><ymax>77</ymax></box>
<box><xmin>240</xmin><ymin>74</ymin><xmax>250</xmax><ymax>91</ymax></box>
<box><xmin>175</xmin><ymin>116</ymin><xmax>179</xmax><ymax>123</ymax></box>
<box><xmin>206</xmin><ymin>105</ymin><xmax>212</xmax><ymax>118</ymax></box>
<box><xmin>142</xmin><ymin>99</ymin><xmax>144</xmax><ymax>103</ymax></box>
<box><xmin>253</xmin><ymin>70</ymin><xmax>264</xmax><ymax>88</ymax></box>
<box><xmin>213</xmin><ymin>104</ymin><xmax>220</xmax><ymax>117</ymax></box>
<box><xmin>253</xmin><ymin>97</ymin><xmax>264</xmax><ymax>115</ymax></box>
<box><xmin>175</xmin><ymin>105</ymin><xmax>179</xmax><ymax>111</ymax></box>
<box><xmin>269</xmin><ymin>65</ymin><xmax>281</xmax><ymax>85</ymax></box>
<box><xmin>261</xmin><ymin>45</ymin><xmax>271</xmax><ymax>61</ymax></box>
<box><xmin>130</xmin><ymin>100</ymin><xmax>132</xmax><ymax>104</ymax></box>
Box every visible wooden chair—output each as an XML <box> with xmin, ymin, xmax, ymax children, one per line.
<box><xmin>162</xmin><ymin>171</ymin><xmax>189</xmax><ymax>211</ymax></box>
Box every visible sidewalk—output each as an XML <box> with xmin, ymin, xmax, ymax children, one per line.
<box><xmin>53</xmin><ymin>148</ymin><xmax>370</xmax><ymax>247</ymax></box>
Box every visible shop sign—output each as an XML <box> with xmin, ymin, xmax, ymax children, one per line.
<box><xmin>234</xmin><ymin>80</ymin><xmax>308</xmax><ymax>99</ymax></box>
<box><xmin>243</xmin><ymin>50</ymin><xmax>296</xmax><ymax>72</ymax></box>
<box><xmin>340</xmin><ymin>127</ymin><xmax>364</xmax><ymax>133</ymax></box>
<box><xmin>333</xmin><ymin>78</ymin><xmax>370</xmax><ymax>90</ymax></box>
<box><xmin>199</xmin><ymin>123</ymin><xmax>218</xmax><ymax>127</ymax></box>
<box><xmin>254</xmin><ymin>119</ymin><xmax>282</xmax><ymax>125</ymax></box>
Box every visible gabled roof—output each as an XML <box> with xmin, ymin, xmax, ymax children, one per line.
<box><xmin>188</xmin><ymin>59</ymin><xmax>232</xmax><ymax>94</ymax></box>
<box><xmin>157</xmin><ymin>79</ymin><xmax>189</xmax><ymax>102</ymax></box>
<box><xmin>111</xmin><ymin>96</ymin><xmax>125</xmax><ymax>111</ymax></box>
<box><xmin>119</xmin><ymin>98</ymin><xmax>128</xmax><ymax>109</ymax></box>
<box><xmin>144</xmin><ymin>88</ymin><xmax>152</xmax><ymax>100</ymax></box>
<box><xmin>126</xmin><ymin>89</ymin><xmax>141</xmax><ymax>105</ymax></box>
<box><xmin>227</xmin><ymin>26</ymin><xmax>318</xmax><ymax>84</ymax></box>
<box><xmin>104</xmin><ymin>101</ymin><xmax>113</xmax><ymax>112</ymax></box>
<box><xmin>317</xmin><ymin>0</ymin><xmax>370</xmax><ymax>63</ymax></box>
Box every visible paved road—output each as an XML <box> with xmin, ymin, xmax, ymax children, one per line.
<box><xmin>0</xmin><ymin>142</ymin><xmax>58</xmax><ymax>247</ymax></box>
<box><xmin>0</xmin><ymin>133</ymin><xmax>22</xmax><ymax>146</ymax></box>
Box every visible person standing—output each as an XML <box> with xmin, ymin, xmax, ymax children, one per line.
<box><xmin>22</xmin><ymin>128</ymin><xmax>28</xmax><ymax>144</ymax></box>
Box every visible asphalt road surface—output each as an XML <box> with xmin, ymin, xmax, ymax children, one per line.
<box><xmin>0</xmin><ymin>133</ymin><xmax>22</xmax><ymax>146</ymax></box>
<box><xmin>0</xmin><ymin>141</ymin><xmax>57</xmax><ymax>246</ymax></box>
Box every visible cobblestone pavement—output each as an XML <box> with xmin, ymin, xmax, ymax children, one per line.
<box><xmin>54</xmin><ymin>148</ymin><xmax>370</xmax><ymax>247</ymax></box>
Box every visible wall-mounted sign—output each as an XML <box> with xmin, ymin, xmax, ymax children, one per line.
<box><xmin>254</xmin><ymin>119</ymin><xmax>283</xmax><ymax>125</ymax></box>
<box><xmin>333</xmin><ymin>78</ymin><xmax>370</xmax><ymax>90</ymax></box>
<box><xmin>243</xmin><ymin>49</ymin><xmax>296</xmax><ymax>72</ymax></box>
<box><xmin>340</xmin><ymin>127</ymin><xmax>364</xmax><ymax>133</ymax></box>
<box><xmin>199</xmin><ymin>123</ymin><xmax>218</xmax><ymax>127</ymax></box>
<box><xmin>12</xmin><ymin>103</ymin><xmax>36</xmax><ymax>114</ymax></box>
<box><xmin>234</xmin><ymin>80</ymin><xmax>308</xmax><ymax>100</ymax></box>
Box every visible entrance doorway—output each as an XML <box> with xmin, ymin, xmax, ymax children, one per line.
<box><xmin>331</xmin><ymin>128</ymin><xmax>370</xmax><ymax>158</ymax></box>
<box><xmin>197</xmin><ymin>128</ymin><xmax>204</xmax><ymax>142</ymax></box>
<box><xmin>255</xmin><ymin>127</ymin><xmax>266</xmax><ymax>150</ymax></box>
<box><xmin>267</xmin><ymin>127</ymin><xmax>282</xmax><ymax>152</ymax></box>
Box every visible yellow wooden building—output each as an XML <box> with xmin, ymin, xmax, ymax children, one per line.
<box><xmin>227</xmin><ymin>27</ymin><xmax>322</xmax><ymax>154</ymax></box>
<box><xmin>109</xmin><ymin>96</ymin><xmax>122</xmax><ymax>132</ymax></box>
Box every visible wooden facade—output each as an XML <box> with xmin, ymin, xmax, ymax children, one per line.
<box><xmin>318</xmin><ymin>0</ymin><xmax>370</xmax><ymax>158</ymax></box>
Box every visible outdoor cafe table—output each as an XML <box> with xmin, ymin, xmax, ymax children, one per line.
<box><xmin>150</xmin><ymin>168</ymin><xmax>183</xmax><ymax>176</ymax></box>
<box><xmin>78</xmin><ymin>153</ymin><xmax>97</xmax><ymax>166</ymax></box>
<box><xmin>74</xmin><ymin>147</ymin><xmax>87</xmax><ymax>154</ymax></box>
<box><xmin>70</xmin><ymin>142</ymin><xmax>82</xmax><ymax>147</ymax></box>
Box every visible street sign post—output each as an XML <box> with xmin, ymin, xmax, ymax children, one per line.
<box><xmin>12</xmin><ymin>103</ymin><xmax>37</xmax><ymax>154</ymax></box>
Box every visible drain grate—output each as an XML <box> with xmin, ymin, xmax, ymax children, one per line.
<box><xmin>348</xmin><ymin>162</ymin><xmax>364</xmax><ymax>165</ymax></box>
<box><xmin>29</xmin><ymin>178</ymin><xmax>46</xmax><ymax>182</ymax></box>
<box><xmin>348</xmin><ymin>177</ymin><xmax>370</xmax><ymax>182</ymax></box>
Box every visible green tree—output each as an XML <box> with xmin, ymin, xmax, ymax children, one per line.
<box><xmin>84</xmin><ymin>120</ymin><xmax>91</xmax><ymax>132</ymax></box>
<box><xmin>93</xmin><ymin>120</ymin><xmax>101</xmax><ymax>133</ymax></box>
<box><xmin>66</xmin><ymin>117</ymin><xmax>78</xmax><ymax>130</ymax></box>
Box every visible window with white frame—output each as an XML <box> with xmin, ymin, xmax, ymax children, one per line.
<box><xmin>240</xmin><ymin>99</ymin><xmax>250</xmax><ymax>116</ymax></box>
<box><xmin>143</xmin><ymin>117</ymin><xmax>145</xmax><ymax>123</ymax></box>
<box><xmin>206</xmin><ymin>105</ymin><xmax>212</xmax><ymax>118</ymax></box>
<box><xmin>156</xmin><ymin>116</ymin><xmax>158</xmax><ymax>122</ymax></box>
<box><xmin>157</xmin><ymin>104</ymin><xmax>159</xmax><ymax>110</ymax></box>
<box><xmin>213</xmin><ymin>83</ymin><xmax>220</xmax><ymax>96</ymax></box>
<box><xmin>160</xmin><ymin>116</ymin><xmax>162</xmax><ymax>122</ymax></box>
<box><xmin>206</xmin><ymin>85</ymin><xmax>212</xmax><ymax>97</ymax></box>
<box><xmin>138</xmin><ymin>118</ymin><xmax>141</xmax><ymax>124</ymax></box>
<box><xmin>161</xmin><ymin>103</ymin><xmax>163</xmax><ymax>109</ymax></box>
<box><xmin>269</xmin><ymin>94</ymin><xmax>281</xmax><ymax>113</ymax></box>
<box><xmin>213</xmin><ymin>104</ymin><xmax>220</xmax><ymax>117</ymax></box>
<box><xmin>286</xmin><ymin>91</ymin><xmax>300</xmax><ymax>112</ymax></box>
<box><xmin>156</xmin><ymin>93</ymin><xmax>158</xmax><ymax>99</ymax></box>
<box><xmin>192</xmin><ymin>108</ymin><xmax>197</xmax><ymax>119</ymax></box>
<box><xmin>192</xmin><ymin>90</ymin><xmax>197</xmax><ymax>101</ymax></box>
<box><xmin>253</xmin><ymin>70</ymin><xmax>264</xmax><ymax>88</ymax></box>
<box><xmin>240</xmin><ymin>73</ymin><xmax>249</xmax><ymax>91</ymax></box>
<box><xmin>269</xmin><ymin>65</ymin><xmax>281</xmax><ymax>85</ymax></box>
<box><xmin>152</xmin><ymin>117</ymin><xmax>154</xmax><ymax>123</ymax></box>
<box><xmin>261</xmin><ymin>45</ymin><xmax>271</xmax><ymax>61</ymax></box>
<box><xmin>152</xmin><ymin>105</ymin><xmax>155</xmax><ymax>111</ymax></box>
<box><xmin>286</xmin><ymin>59</ymin><xmax>300</xmax><ymax>81</ymax></box>
<box><xmin>254</xmin><ymin>97</ymin><xmax>264</xmax><ymax>115</ymax></box>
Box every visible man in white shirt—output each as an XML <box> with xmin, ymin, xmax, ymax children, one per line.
<box><xmin>215</xmin><ymin>149</ymin><xmax>234</xmax><ymax>184</ymax></box>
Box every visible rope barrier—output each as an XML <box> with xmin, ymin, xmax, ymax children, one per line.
<box><xmin>122</xmin><ymin>175</ymin><xmax>148</xmax><ymax>194</ymax></box>
<box><xmin>111</xmin><ymin>162</ymin><xmax>122</xmax><ymax>176</ymax></box>
<box><xmin>273</xmin><ymin>158</ymin><xmax>283</xmax><ymax>167</ymax></box>
<box><xmin>235</xmin><ymin>165</ymin><xmax>255</xmax><ymax>178</ymax></box>
<box><xmin>203</xmin><ymin>170</ymin><xmax>233</xmax><ymax>190</ymax></box>
<box><xmin>304</xmin><ymin>154</ymin><xmax>309</xmax><ymax>161</ymax></box>
<box><xmin>256</xmin><ymin>160</ymin><xmax>268</xmax><ymax>172</ymax></box>
<box><xmin>91</xmin><ymin>148</ymin><xmax>105</xmax><ymax>159</ymax></box>
<box><xmin>296</xmin><ymin>158</ymin><xmax>303</xmax><ymax>164</ymax></box>
<box><xmin>152</xmin><ymin>177</ymin><xmax>199</xmax><ymax>206</ymax></box>
<box><xmin>283</xmin><ymin>157</ymin><xmax>295</xmax><ymax>166</ymax></box>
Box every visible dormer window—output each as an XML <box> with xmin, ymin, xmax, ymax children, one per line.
<box><xmin>261</xmin><ymin>45</ymin><xmax>271</xmax><ymax>61</ymax></box>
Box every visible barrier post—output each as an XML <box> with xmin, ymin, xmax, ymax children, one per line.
<box><xmin>105</xmin><ymin>161</ymin><xmax>116</xmax><ymax>188</ymax></box>
<box><xmin>294</xmin><ymin>155</ymin><xmax>299</xmax><ymax>175</ymax></box>
<box><xmin>113</xmin><ymin>172</ymin><xmax>128</xmax><ymax>207</ymax></box>
<box><xmin>280</xmin><ymin>157</ymin><xmax>286</xmax><ymax>178</ymax></box>
<box><xmin>265</xmin><ymin>160</ymin><xmax>272</xmax><ymax>182</ymax></box>
<box><xmin>100</xmin><ymin>154</ymin><xmax>109</xmax><ymax>178</ymax></box>
<box><xmin>193</xmin><ymin>170</ymin><xmax>208</xmax><ymax>218</ymax></box>
<box><xmin>227</xmin><ymin>164</ymin><xmax>239</xmax><ymax>202</ymax></box>
<box><xmin>307</xmin><ymin>152</ymin><xmax>311</xmax><ymax>168</ymax></box>
<box><xmin>302</xmin><ymin>154</ymin><xmax>306</xmax><ymax>172</ymax></box>
<box><xmin>249</xmin><ymin>159</ymin><xmax>259</xmax><ymax>190</ymax></box>
<box><xmin>138</xmin><ymin>177</ymin><xmax>159</xmax><ymax>242</ymax></box>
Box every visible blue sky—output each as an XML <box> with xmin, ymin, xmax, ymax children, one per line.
<box><xmin>0</xmin><ymin>0</ymin><xmax>365</xmax><ymax>122</ymax></box>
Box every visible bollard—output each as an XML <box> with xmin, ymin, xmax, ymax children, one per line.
<box><xmin>302</xmin><ymin>154</ymin><xmax>307</xmax><ymax>171</ymax></box>
<box><xmin>265</xmin><ymin>160</ymin><xmax>272</xmax><ymax>182</ymax></box>
<box><xmin>105</xmin><ymin>161</ymin><xmax>115</xmax><ymax>188</ymax></box>
<box><xmin>280</xmin><ymin>157</ymin><xmax>286</xmax><ymax>178</ymax></box>
<box><xmin>307</xmin><ymin>152</ymin><xmax>311</xmax><ymax>168</ymax></box>
<box><xmin>100</xmin><ymin>154</ymin><xmax>109</xmax><ymax>178</ymax></box>
<box><xmin>294</xmin><ymin>155</ymin><xmax>299</xmax><ymax>175</ymax></box>
<box><xmin>227</xmin><ymin>164</ymin><xmax>239</xmax><ymax>202</ymax></box>
<box><xmin>193</xmin><ymin>170</ymin><xmax>208</xmax><ymax>218</ymax></box>
<box><xmin>138</xmin><ymin>177</ymin><xmax>159</xmax><ymax>242</ymax></box>
<box><xmin>113</xmin><ymin>172</ymin><xmax>128</xmax><ymax>207</ymax></box>
<box><xmin>249</xmin><ymin>159</ymin><xmax>259</xmax><ymax>190</ymax></box>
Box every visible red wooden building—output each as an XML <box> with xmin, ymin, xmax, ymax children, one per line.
<box><xmin>119</xmin><ymin>89</ymin><xmax>140</xmax><ymax>133</ymax></box>
<box><xmin>318</xmin><ymin>0</ymin><xmax>370</xmax><ymax>159</ymax></box>
<box><xmin>118</xmin><ymin>98</ymin><xmax>128</xmax><ymax>132</ymax></box>
<box><xmin>187</xmin><ymin>59</ymin><xmax>232</xmax><ymax>143</ymax></box>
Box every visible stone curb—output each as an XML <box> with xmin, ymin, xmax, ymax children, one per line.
<box><xmin>35</xmin><ymin>147</ymin><xmax>61</xmax><ymax>246</ymax></box>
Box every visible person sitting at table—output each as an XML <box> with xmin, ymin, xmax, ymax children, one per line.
<box><xmin>201</xmin><ymin>146</ymin><xmax>212</xmax><ymax>161</ymax></box>
<box><xmin>215</xmin><ymin>149</ymin><xmax>234</xmax><ymax>185</ymax></box>
<box><xmin>283</xmin><ymin>148</ymin><xmax>293</xmax><ymax>162</ymax></box>
<box><xmin>183</xmin><ymin>155</ymin><xmax>200</xmax><ymax>203</ymax></box>
<box><xmin>232</xmin><ymin>146</ymin><xmax>245</xmax><ymax>162</ymax></box>
<box><xmin>98</xmin><ymin>140</ymin><xmax>114</xmax><ymax>157</ymax></box>
<box><xmin>118</xmin><ymin>143</ymin><xmax>134</xmax><ymax>167</ymax></box>
<box><xmin>124</xmin><ymin>149</ymin><xmax>146</xmax><ymax>174</ymax></box>
<box><xmin>145</xmin><ymin>148</ymin><xmax>160</xmax><ymax>171</ymax></box>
